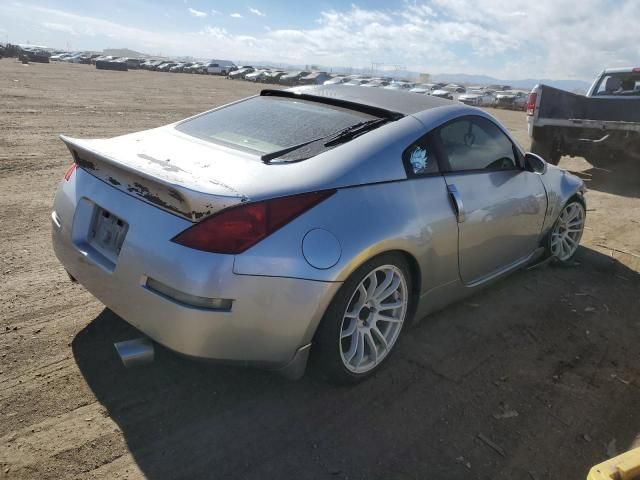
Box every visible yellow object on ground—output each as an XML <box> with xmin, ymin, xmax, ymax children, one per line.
<box><xmin>588</xmin><ymin>447</ymin><xmax>640</xmax><ymax>480</ymax></box>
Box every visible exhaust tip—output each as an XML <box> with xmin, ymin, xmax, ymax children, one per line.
<box><xmin>114</xmin><ymin>337</ymin><xmax>154</xmax><ymax>368</ymax></box>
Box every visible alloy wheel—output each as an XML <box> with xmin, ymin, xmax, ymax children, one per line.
<box><xmin>339</xmin><ymin>265</ymin><xmax>408</xmax><ymax>374</ymax></box>
<box><xmin>551</xmin><ymin>201</ymin><xmax>585</xmax><ymax>261</ymax></box>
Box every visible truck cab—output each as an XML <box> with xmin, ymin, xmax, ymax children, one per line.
<box><xmin>587</xmin><ymin>67</ymin><xmax>640</xmax><ymax>97</ymax></box>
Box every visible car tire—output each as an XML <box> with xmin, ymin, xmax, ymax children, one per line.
<box><xmin>544</xmin><ymin>199</ymin><xmax>586</xmax><ymax>265</ymax></box>
<box><xmin>312</xmin><ymin>252</ymin><xmax>413</xmax><ymax>384</ymax></box>
<box><xmin>531</xmin><ymin>138</ymin><xmax>561</xmax><ymax>165</ymax></box>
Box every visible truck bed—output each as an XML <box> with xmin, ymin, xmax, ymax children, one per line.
<box><xmin>529</xmin><ymin>85</ymin><xmax>640</xmax><ymax>163</ymax></box>
<box><xmin>537</xmin><ymin>85</ymin><xmax>640</xmax><ymax>123</ymax></box>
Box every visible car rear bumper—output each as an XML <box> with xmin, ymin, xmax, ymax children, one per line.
<box><xmin>51</xmin><ymin>169</ymin><xmax>340</xmax><ymax>368</ymax></box>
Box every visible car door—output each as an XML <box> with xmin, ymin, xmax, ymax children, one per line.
<box><xmin>401</xmin><ymin>135</ymin><xmax>460</xmax><ymax>296</ymax></box>
<box><xmin>434</xmin><ymin>116</ymin><xmax>547</xmax><ymax>285</ymax></box>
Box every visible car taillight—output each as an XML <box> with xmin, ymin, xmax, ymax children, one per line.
<box><xmin>526</xmin><ymin>92</ymin><xmax>537</xmax><ymax>116</ymax></box>
<box><xmin>63</xmin><ymin>163</ymin><xmax>77</xmax><ymax>181</ymax></box>
<box><xmin>172</xmin><ymin>189</ymin><xmax>336</xmax><ymax>254</ymax></box>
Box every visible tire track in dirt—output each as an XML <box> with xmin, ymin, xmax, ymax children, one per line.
<box><xmin>0</xmin><ymin>402</ymin><xmax>121</xmax><ymax>476</ymax></box>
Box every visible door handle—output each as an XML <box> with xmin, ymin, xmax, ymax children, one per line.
<box><xmin>447</xmin><ymin>184</ymin><xmax>466</xmax><ymax>223</ymax></box>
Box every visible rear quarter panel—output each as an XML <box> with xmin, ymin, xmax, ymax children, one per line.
<box><xmin>233</xmin><ymin>177</ymin><xmax>460</xmax><ymax>296</ymax></box>
<box><xmin>539</xmin><ymin>165</ymin><xmax>585</xmax><ymax>234</ymax></box>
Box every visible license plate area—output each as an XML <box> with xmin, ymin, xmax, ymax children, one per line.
<box><xmin>89</xmin><ymin>206</ymin><xmax>128</xmax><ymax>262</ymax></box>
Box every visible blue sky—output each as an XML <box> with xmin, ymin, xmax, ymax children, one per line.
<box><xmin>0</xmin><ymin>1</ymin><xmax>637</xmax><ymax>80</ymax></box>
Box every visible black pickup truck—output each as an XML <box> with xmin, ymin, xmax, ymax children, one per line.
<box><xmin>526</xmin><ymin>67</ymin><xmax>640</xmax><ymax>165</ymax></box>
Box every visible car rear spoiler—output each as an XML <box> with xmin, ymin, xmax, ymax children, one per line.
<box><xmin>260</xmin><ymin>89</ymin><xmax>405</xmax><ymax>121</ymax></box>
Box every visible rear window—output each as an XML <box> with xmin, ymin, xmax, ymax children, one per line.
<box><xmin>176</xmin><ymin>96</ymin><xmax>376</xmax><ymax>155</ymax></box>
<box><xmin>593</xmin><ymin>72</ymin><xmax>640</xmax><ymax>96</ymax></box>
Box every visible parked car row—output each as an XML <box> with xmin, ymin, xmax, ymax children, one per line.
<box><xmin>16</xmin><ymin>46</ymin><xmax>529</xmax><ymax>110</ymax></box>
<box><xmin>47</xmin><ymin>50</ymin><xmax>237</xmax><ymax>74</ymax></box>
<box><xmin>227</xmin><ymin>68</ymin><xmax>334</xmax><ymax>85</ymax></box>
<box><xmin>0</xmin><ymin>44</ymin><xmax>52</xmax><ymax>63</ymax></box>
<box><xmin>51</xmin><ymin>52</ymin><xmax>102</xmax><ymax>64</ymax></box>
<box><xmin>17</xmin><ymin>47</ymin><xmax>51</xmax><ymax>64</ymax></box>
<box><xmin>138</xmin><ymin>59</ymin><xmax>237</xmax><ymax>74</ymax></box>
<box><xmin>406</xmin><ymin>82</ymin><xmax>527</xmax><ymax>109</ymax></box>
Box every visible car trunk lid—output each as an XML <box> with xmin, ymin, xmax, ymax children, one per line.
<box><xmin>60</xmin><ymin>128</ymin><xmax>251</xmax><ymax>221</ymax></box>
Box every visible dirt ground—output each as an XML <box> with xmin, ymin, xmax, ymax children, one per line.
<box><xmin>1</xmin><ymin>59</ymin><xmax>639</xmax><ymax>480</ymax></box>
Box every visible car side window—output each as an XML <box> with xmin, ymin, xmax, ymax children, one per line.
<box><xmin>402</xmin><ymin>137</ymin><xmax>439</xmax><ymax>176</ymax></box>
<box><xmin>437</xmin><ymin>117</ymin><xmax>518</xmax><ymax>172</ymax></box>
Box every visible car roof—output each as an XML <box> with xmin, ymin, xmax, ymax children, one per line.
<box><xmin>288</xmin><ymin>84</ymin><xmax>453</xmax><ymax>115</ymax></box>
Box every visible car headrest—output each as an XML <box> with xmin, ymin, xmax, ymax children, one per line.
<box><xmin>605</xmin><ymin>76</ymin><xmax>622</xmax><ymax>92</ymax></box>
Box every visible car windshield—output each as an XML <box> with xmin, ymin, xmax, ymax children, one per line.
<box><xmin>176</xmin><ymin>96</ymin><xmax>377</xmax><ymax>155</ymax></box>
<box><xmin>593</xmin><ymin>72</ymin><xmax>640</xmax><ymax>96</ymax></box>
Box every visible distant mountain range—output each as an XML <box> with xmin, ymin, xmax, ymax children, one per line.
<box><xmin>103</xmin><ymin>48</ymin><xmax>147</xmax><ymax>58</ymax></box>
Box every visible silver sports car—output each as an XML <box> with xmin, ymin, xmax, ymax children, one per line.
<box><xmin>51</xmin><ymin>85</ymin><xmax>586</xmax><ymax>383</ymax></box>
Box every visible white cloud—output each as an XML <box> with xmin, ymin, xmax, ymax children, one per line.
<box><xmin>210</xmin><ymin>9</ymin><xmax>221</xmax><ymax>16</ymax></box>
<box><xmin>200</xmin><ymin>26</ymin><xmax>228</xmax><ymax>40</ymax></box>
<box><xmin>41</xmin><ymin>22</ymin><xmax>76</xmax><ymax>35</ymax></box>
<box><xmin>248</xmin><ymin>7</ymin><xmax>265</xmax><ymax>17</ymax></box>
<box><xmin>3</xmin><ymin>1</ymin><xmax>639</xmax><ymax>80</ymax></box>
<box><xmin>427</xmin><ymin>0</ymin><xmax>640</xmax><ymax>78</ymax></box>
<box><xmin>187</xmin><ymin>7</ymin><xmax>207</xmax><ymax>17</ymax></box>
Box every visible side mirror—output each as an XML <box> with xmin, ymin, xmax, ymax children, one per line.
<box><xmin>524</xmin><ymin>152</ymin><xmax>547</xmax><ymax>174</ymax></box>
